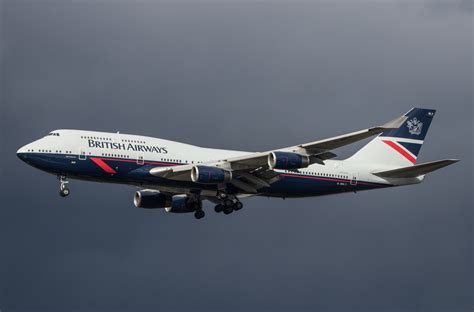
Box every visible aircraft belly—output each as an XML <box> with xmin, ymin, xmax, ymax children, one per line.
<box><xmin>259</xmin><ymin>175</ymin><xmax>350</xmax><ymax>197</ymax></box>
<box><xmin>23</xmin><ymin>153</ymin><xmax>390</xmax><ymax>198</ymax></box>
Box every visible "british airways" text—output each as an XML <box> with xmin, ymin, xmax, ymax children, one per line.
<box><xmin>87</xmin><ymin>139</ymin><xmax>168</xmax><ymax>154</ymax></box>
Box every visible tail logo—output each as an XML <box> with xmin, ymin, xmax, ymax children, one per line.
<box><xmin>407</xmin><ymin>118</ymin><xmax>423</xmax><ymax>135</ymax></box>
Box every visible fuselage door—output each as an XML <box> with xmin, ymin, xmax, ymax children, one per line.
<box><xmin>350</xmin><ymin>172</ymin><xmax>358</xmax><ymax>186</ymax></box>
<box><xmin>137</xmin><ymin>154</ymin><xmax>144</xmax><ymax>165</ymax></box>
<box><xmin>79</xmin><ymin>147</ymin><xmax>87</xmax><ymax>160</ymax></box>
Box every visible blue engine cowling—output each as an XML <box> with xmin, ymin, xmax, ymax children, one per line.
<box><xmin>268</xmin><ymin>151</ymin><xmax>310</xmax><ymax>169</ymax></box>
<box><xmin>134</xmin><ymin>190</ymin><xmax>170</xmax><ymax>208</ymax></box>
<box><xmin>191</xmin><ymin>165</ymin><xmax>232</xmax><ymax>184</ymax></box>
<box><xmin>135</xmin><ymin>191</ymin><xmax>198</xmax><ymax>213</ymax></box>
<box><xmin>165</xmin><ymin>195</ymin><xmax>200</xmax><ymax>213</ymax></box>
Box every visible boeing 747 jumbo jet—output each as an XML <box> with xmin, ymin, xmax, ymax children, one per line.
<box><xmin>17</xmin><ymin>108</ymin><xmax>458</xmax><ymax>219</ymax></box>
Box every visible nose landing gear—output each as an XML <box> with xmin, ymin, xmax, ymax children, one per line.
<box><xmin>58</xmin><ymin>175</ymin><xmax>70</xmax><ymax>197</ymax></box>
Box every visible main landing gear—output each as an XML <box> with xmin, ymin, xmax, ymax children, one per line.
<box><xmin>214</xmin><ymin>194</ymin><xmax>243</xmax><ymax>215</ymax></box>
<box><xmin>194</xmin><ymin>209</ymin><xmax>205</xmax><ymax>220</ymax></box>
<box><xmin>58</xmin><ymin>175</ymin><xmax>70</xmax><ymax>197</ymax></box>
<box><xmin>189</xmin><ymin>200</ymin><xmax>205</xmax><ymax>220</ymax></box>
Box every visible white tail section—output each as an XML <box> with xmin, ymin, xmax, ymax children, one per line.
<box><xmin>347</xmin><ymin>108</ymin><xmax>436</xmax><ymax>167</ymax></box>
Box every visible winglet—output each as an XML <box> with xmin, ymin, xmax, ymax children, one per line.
<box><xmin>379</xmin><ymin>114</ymin><xmax>408</xmax><ymax>129</ymax></box>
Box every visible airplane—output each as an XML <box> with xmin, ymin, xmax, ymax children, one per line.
<box><xmin>17</xmin><ymin>108</ymin><xmax>458</xmax><ymax>219</ymax></box>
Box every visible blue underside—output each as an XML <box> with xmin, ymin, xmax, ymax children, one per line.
<box><xmin>17</xmin><ymin>153</ymin><xmax>390</xmax><ymax>197</ymax></box>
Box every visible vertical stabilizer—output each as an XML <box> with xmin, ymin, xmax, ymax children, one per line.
<box><xmin>347</xmin><ymin>108</ymin><xmax>436</xmax><ymax>167</ymax></box>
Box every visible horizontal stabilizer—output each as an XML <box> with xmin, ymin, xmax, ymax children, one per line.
<box><xmin>373</xmin><ymin>159</ymin><xmax>459</xmax><ymax>178</ymax></box>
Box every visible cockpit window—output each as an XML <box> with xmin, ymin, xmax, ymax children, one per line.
<box><xmin>48</xmin><ymin>132</ymin><xmax>60</xmax><ymax>136</ymax></box>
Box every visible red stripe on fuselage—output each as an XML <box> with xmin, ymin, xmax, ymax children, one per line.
<box><xmin>99</xmin><ymin>157</ymin><xmax>176</xmax><ymax>166</ymax></box>
<box><xmin>90</xmin><ymin>157</ymin><xmax>117</xmax><ymax>174</ymax></box>
<box><xmin>382</xmin><ymin>140</ymin><xmax>416</xmax><ymax>164</ymax></box>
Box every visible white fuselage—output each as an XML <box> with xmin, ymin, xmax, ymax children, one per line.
<box><xmin>17</xmin><ymin>129</ymin><xmax>421</xmax><ymax>198</ymax></box>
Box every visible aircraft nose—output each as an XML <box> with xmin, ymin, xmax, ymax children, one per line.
<box><xmin>17</xmin><ymin>145</ymin><xmax>29</xmax><ymax>161</ymax></box>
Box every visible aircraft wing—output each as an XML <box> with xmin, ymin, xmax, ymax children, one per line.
<box><xmin>281</xmin><ymin>113</ymin><xmax>407</xmax><ymax>154</ymax></box>
<box><xmin>150</xmin><ymin>113</ymin><xmax>407</xmax><ymax>193</ymax></box>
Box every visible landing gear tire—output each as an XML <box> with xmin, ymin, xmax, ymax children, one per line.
<box><xmin>58</xmin><ymin>175</ymin><xmax>69</xmax><ymax>197</ymax></box>
<box><xmin>223</xmin><ymin>206</ymin><xmax>233</xmax><ymax>215</ymax></box>
<box><xmin>59</xmin><ymin>188</ymin><xmax>70</xmax><ymax>197</ymax></box>
<box><xmin>214</xmin><ymin>204</ymin><xmax>223</xmax><ymax>213</ymax></box>
<box><xmin>233</xmin><ymin>201</ymin><xmax>243</xmax><ymax>211</ymax></box>
<box><xmin>223</xmin><ymin>198</ymin><xmax>234</xmax><ymax>207</ymax></box>
<box><xmin>194</xmin><ymin>210</ymin><xmax>205</xmax><ymax>220</ymax></box>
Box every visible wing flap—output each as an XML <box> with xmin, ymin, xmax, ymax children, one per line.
<box><xmin>230</xmin><ymin>179</ymin><xmax>258</xmax><ymax>193</ymax></box>
<box><xmin>373</xmin><ymin>159</ymin><xmax>459</xmax><ymax>178</ymax></box>
<box><xmin>237</xmin><ymin>172</ymin><xmax>271</xmax><ymax>188</ymax></box>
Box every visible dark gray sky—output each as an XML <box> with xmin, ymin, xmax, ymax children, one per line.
<box><xmin>1</xmin><ymin>1</ymin><xmax>472</xmax><ymax>311</ymax></box>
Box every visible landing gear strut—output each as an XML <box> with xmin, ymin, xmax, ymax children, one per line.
<box><xmin>58</xmin><ymin>175</ymin><xmax>70</xmax><ymax>197</ymax></box>
<box><xmin>190</xmin><ymin>199</ymin><xmax>205</xmax><ymax>220</ymax></box>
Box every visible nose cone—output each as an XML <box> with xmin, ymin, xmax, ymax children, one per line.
<box><xmin>17</xmin><ymin>145</ymin><xmax>29</xmax><ymax>162</ymax></box>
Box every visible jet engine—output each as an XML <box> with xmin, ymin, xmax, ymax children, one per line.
<box><xmin>134</xmin><ymin>191</ymin><xmax>199</xmax><ymax>213</ymax></box>
<box><xmin>191</xmin><ymin>165</ymin><xmax>232</xmax><ymax>184</ymax></box>
<box><xmin>164</xmin><ymin>195</ymin><xmax>200</xmax><ymax>213</ymax></box>
<box><xmin>134</xmin><ymin>190</ymin><xmax>170</xmax><ymax>208</ymax></box>
<box><xmin>268</xmin><ymin>151</ymin><xmax>310</xmax><ymax>169</ymax></box>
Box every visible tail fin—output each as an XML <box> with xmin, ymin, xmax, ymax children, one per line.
<box><xmin>347</xmin><ymin>108</ymin><xmax>436</xmax><ymax>167</ymax></box>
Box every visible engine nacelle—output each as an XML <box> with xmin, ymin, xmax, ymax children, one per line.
<box><xmin>268</xmin><ymin>151</ymin><xmax>310</xmax><ymax>169</ymax></box>
<box><xmin>191</xmin><ymin>165</ymin><xmax>232</xmax><ymax>184</ymax></box>
<box><xmin>164</xmin><ymin>195</ymin><xmax>199</xmax><ymax>213</ymax></box>
<box><xmin>134</xmin><ymin>190</ymin><xmax>170</xmax><ymax>209</ymax></box>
